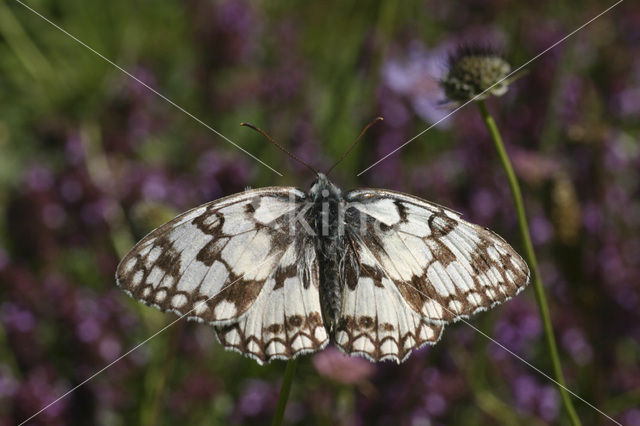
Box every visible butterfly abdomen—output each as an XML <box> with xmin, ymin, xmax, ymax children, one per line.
<box><xmin>309</xmin><ymin>174</ymin><xmax>348</xmax><ymax>333</ymax></box>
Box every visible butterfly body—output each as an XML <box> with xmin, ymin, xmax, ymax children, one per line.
<box><xmin>117</xmin><ymin>175</ymin><xmax>529</xmax><ymax>364</ymax></box>
<box><xmin>309</xmin><ymin>173</ymin><xmax>353</xmax><ymax>333</ymax></box>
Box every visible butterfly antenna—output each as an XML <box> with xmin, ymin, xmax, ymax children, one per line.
<box><xmin>240</xmin><ymin>122</ymin><xmax>318</xmax><ymax>174</ymax></box>
<box><xmin>326</xmin><ymin>116</ymin><xmax>383</xmax><ymax>175</ymax></box>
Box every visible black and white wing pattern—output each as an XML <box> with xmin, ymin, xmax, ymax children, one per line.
<box><xmin>335</xmin><ymin>240</ymin><xmax>444</xmax><ymax>362</ymax></box>
<box><xmin>116</xmin><ymin>187</ymin><xmax>328</xmax><ymax>364</ymax></box>
<box><xmin>343</xmin><ymin>189</ymin><xmax>530</xmax><ymax>327</ymax></box>
<box><xmin>117</xmin><ymin>172</ymin><xmax>529</xmax><ymax>365</ymax></box>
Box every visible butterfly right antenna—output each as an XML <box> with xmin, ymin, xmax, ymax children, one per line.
<box><xmin>326</xmin><ymin>116</ymin><xmax>383</xmax><ymax>176</ymax></box>
<box><xmin>240</xmin><ymin>122</ymin><xmax>318</xmax><ymax>175</ymax></box>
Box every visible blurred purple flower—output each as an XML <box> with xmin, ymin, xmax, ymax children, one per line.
<box><xmin>529</xmin><ymin>211</ymin><xmax>553</xmax><ymax>245</ymax></box>
<box><xmin>193</xmin><ymin>0</ymin><xmax>259</xmax><ymax>67</ymax></box>
<box><xmin>613</xmin><ymin>58</ymin><xmax>640</xmax><ymax>117</ymax></box>
<box><xmin>127</xmin><ymin>66</ymin><xmax>157</xmax><ymax>100</ymax></box>
<box><xmin>1</xmin><ymin>303</ymin><xmax>36</xmax><ymax>333</ymax></box>
<box><xmin>197</xmin><ymin>150</ymin><xmax>252</xmax><ymax>201</ymax></box>
<box><xmin>76</xmin><ymin>318</ymin><xmax>101</xmax><ymax>343</ymax></box>
<box><xmin>24</xmin><ymin>164</ymin><xmax>54</xmax><ymax>192</ymax></box>
<box><xmin>65</xmin><ymin>133</ymin><xmax>86</xmax><ymax>166</ymax></box>
<box><xmin>513</xmin><ymin>374</ymin><xmax>560</xmax><ymax>422</ymax></box>
<box><xmin>15</xmin><ymin>368</ymin><xmax>69</xmax><ymax>423</ymax></box>
<box><xmin>614</xmin><ymin>87</ymin><xmax>640</xmax><ymax>117</ymax></box>
<box><xmin>491</xmin><ymin>299</ymin><xmax>542</xmax><ymax>360</ymax></box>
<box><xmin>423</xmin><ymin>392</ymin><xmax>447</xmax><ymax>416</ymax></box>
<box><xmin>313</xmin><ymin>346</ymin><xmax>375</xmax><ymax>384</ymax></box>
<box><xmin>581</xmin><ymin>201</ymin><xmax>603</xmax><ymax>234</ymax></box>
<box><xmin>234</xmin><ymin>379</ymin><xmax>276</xmax><ymax>420</ymax></box>
<box><xmin>141</xmin><ymin>171</ymin><xmax>170</xmax><ymax>201</ymax></box>
<box><xmin>470</xmin><ymin>188</ymin><xmax>499</xmax><ymax>223</ymax></box>
<box><xmin>561</xmin><ymin>328</ymin><xmax>593</xmax><ymax>365</ymax></box>
<box><xmin>622</xmin><ymin>408</ymin><xmax>640</xmax><ymax>426</ymax></box>
<box><xmin>59</xmin><ymin>176</ymin><xmax>83</xmax><ymax>203</ymax></box>
<box><xmin>382</xmin><ymin>41</ymin><xmax>450</xmax><ymax>126</ymax></box>
<box><xmin>98</xmin><ymin>336</ymin><xmax>122</xmax><ymax>362</ymax></box>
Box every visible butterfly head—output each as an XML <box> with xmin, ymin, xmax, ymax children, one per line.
<box><xmin>309</xmin><ymin>173</ymin><xmax>342</xmax><ymax>202</ymax></box>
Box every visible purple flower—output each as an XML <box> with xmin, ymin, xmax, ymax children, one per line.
<box><xmin>65</xmin><ymin>133</ymin><xmax>86</xmax><ymax>166</ymax></box>
<box><xmin>529</xmin><ymin>211</ymin><xmax>553</xmax><ymax>245</ymax></box>
<box><xmin>382</xmin><ymin>41</ymin><xmax>451</xmax><ymax>126</ymax></box>
<box><xmin>15</xmin><ymin>368</ymin><xmax>69</xmax><ymax>422</ymax></box>
<box><xmin>24</xmin><ymin>164</ymin><xmax>54</xmax><ymax>192</ymax></box>
<box><xmin>59</xmin><ymin>176</ymin><xmax>83</xmax><ymax>203</ymax></box>
<box><xmin>1</xmin><ymin>303</ymin><xmax>36</xmax><ymax>333</ymax></box>
<box><xmin>424</xmin><ymin>392</ymin><xmax>447</xmax><ymax>416</ymax></box>
<box><xmin>491</xmin><ymin>299</ymin><xmax>542</xmax><ymax>360</ymax></box>
<box><xmin>76</xmin><ymin>318</ymin><xmax>101</xmax><ymax>343</ymax></box>
<box><xmin>513</xmin><ymin>374</ymin><xmax>559</xmax><ymax>422</ymax></box>
<box><xmin>313</xmin><ymin>346</ymin><xmax>375</xmax><ymax>384</ymax></box>
<box><xmin>234</xmin><ymin>379</ymin><xmax>276</xmax><ymax>420</ymax></box>
<box><xmin>126</xmin><ymin>66</ymin><xmax>157</xmax><ymax>100</ymax></box>
<box><xmin>561</xmin><ymin>328</ymin><xmax>593</xmax><ymax>365</ymax></box>
<box><xmin>98</xmin><ymin>336</ymin><xmax>122</xmax><ymax>362</ymax></box>
<box><xmin>621</xmin><ymin>408</ymin><xmax>640</xmax><ymax>426</ymax></box>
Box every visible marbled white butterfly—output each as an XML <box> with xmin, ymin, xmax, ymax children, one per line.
<box><xmin>116</xmin><ymin>166</ymin><xmax>529</xmax><ymax>364</ymax></box>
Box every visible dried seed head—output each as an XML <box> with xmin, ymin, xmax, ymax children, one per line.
<box><xmin>440</xmin><ymin>46</ymin><xmax>515</xmax><ymax>103</ymax></box>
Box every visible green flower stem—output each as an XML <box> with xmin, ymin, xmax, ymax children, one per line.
<box><xmin>476</xmin><ymin>101</ymin><xmax>581</xmax><ymax>426</ymax></box>
<box><xmin>271</xmin><ymin>359</ymin><xmax>299</xmax><ymax>426</ymax></box>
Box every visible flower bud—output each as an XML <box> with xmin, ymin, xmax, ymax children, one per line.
<box><xmin>441</xmin><ymin>46</ymin><xmax>515</xmax><ymax>103</ymax></box>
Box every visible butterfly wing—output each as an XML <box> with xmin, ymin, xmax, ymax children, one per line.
<box><xmin>335</xmin><ymin>236</ymin><xmax>444</xmax><ymax>362</ymax></box>
<box><xmin>344</xmin><ymin>188</ymin><xmax>530</xmax><ymax>325</ymax></box>
<box><xmin>214</xmin><ymin>240</ymin><xmax>329</xmax><ymax>364</ymax></box>
<box><xmin>116</xmin><ymin>187</ymin><xmax>322</xmax><ymax>328</ymax></box>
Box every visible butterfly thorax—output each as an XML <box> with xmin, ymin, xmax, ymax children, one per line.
<box><xmin>309</xmin><ymin>174</ymin><xmax>347</xmax><ymax>333</ymax></box>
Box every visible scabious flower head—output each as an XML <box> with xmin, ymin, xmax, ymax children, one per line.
<box><xmin>440</xmin><ymin>46</ymin><xmax>514</xmax><ymax>103</ymax></box>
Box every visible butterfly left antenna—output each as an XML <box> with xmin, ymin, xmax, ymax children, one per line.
<box><xmin>240</xmin><ymin>122</ymin><xmax>318</xmax><ymax>175</ymax></box>
<box><xmin>326</xmin><ymin>116</ymin><xmax>383</xmax><ymax>175</ymax></box>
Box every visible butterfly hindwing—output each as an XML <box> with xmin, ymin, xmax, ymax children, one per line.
<box><xmin>214</xmin><ymin>242</ymin><xmax>329</xmax><ymax>364</ymax></box>
<box><xmin>116</xmin><ymin>187</ymin><xmax>309</xmax><ymax>325</ymax></box>
<box><xmin>345</xmin><ymin>189</ymin><xmax>530</xmax><ymax>325</ymax></box>
<box><xmin>335</xmin><ymin>238</ymin><xmax>444</xmax><ymax>362</ymax></box>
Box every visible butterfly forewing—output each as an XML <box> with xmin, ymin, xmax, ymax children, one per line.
<box><xmin>344</xmin><ymin>189</ymin><xmax>530</xmax><ymax>325</ymax></box>
<box><xmin>116</xmin><ymin>187</ymin><xmax>318</xmax><ymax>328</ymax></box>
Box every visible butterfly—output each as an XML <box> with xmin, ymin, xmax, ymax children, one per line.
<box><xmin>116</xmin><ymin>121</ymin><xmax>530</xmax><ymax>364</ymax></box>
